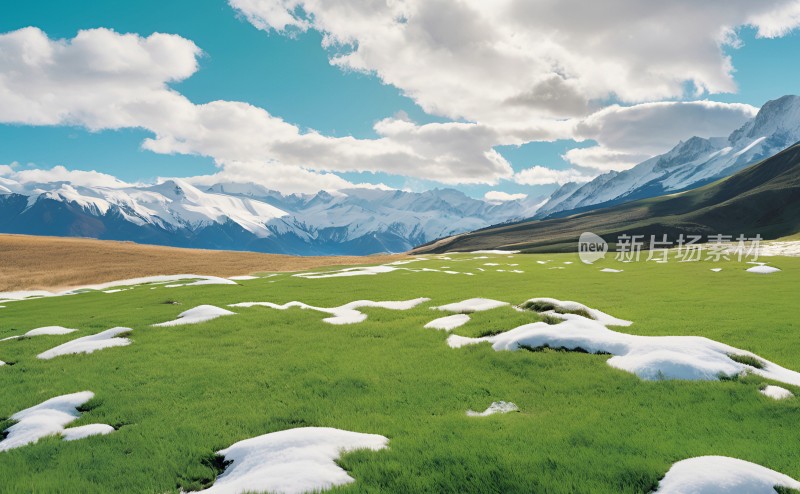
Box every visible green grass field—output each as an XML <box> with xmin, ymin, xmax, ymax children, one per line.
<box><xmin>1</xmin><ymin>253</ymin><xmax>799</xmax><ymax>493</ymax></box>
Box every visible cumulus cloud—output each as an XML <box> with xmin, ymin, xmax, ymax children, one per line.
<box><xmin>567</xmin><ymin>100</ymin><xmax>758</xmax><ymax>170</ymax></box>
<box><xmin>484</xmin><ymin>190</ymin><xmax>527</xmax><ymax>203</ymax></box>
<box><xmin>230</xmin><ymin>0</ymin><xmax>800</xmax><ymax>122</ymax></box>
<box><xmin>513</xmin><ymin>166</ymin><xmax>596</xmax><ymax>186</ymax></box>
<box><xmin>0</xmin><ymin>27</ymin><xmax>521</xmax><ymax>186</ymax></box>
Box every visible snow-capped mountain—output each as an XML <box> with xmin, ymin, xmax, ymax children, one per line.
<box><xmin>535</xmin><ymin>95</ymin><xmax>800</xmax><ymax>218</ymax></box>
<box><xmin>0</xmin><ymin>177</ymin><xmax>544</xmax><ymax>255</ymax></box>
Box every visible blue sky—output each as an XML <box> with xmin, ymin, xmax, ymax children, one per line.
<box><xmin>1</xmin><ymin>1</ymin><xmax>800</xmax><ymax>199</ymax></box>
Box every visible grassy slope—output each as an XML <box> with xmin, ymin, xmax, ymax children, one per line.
<box><xmin>0</xmin><ymin>234</ymin><xmax>402</xmax><ymax>292</ymax></box>
<box><xmin>413</xmin><ymin>143</ymin><xmax>800</xmax><ymax>254</ymax></box>
<box><xmin>0</xmin><ymin>254</ymin><xmax>799</xmax><ymax>493</ymax></box>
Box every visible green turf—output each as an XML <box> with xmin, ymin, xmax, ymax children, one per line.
<box><xmin>0</xmin><ymin>253</ymin><xmax>799</xmax><ymax>493</ymax></box>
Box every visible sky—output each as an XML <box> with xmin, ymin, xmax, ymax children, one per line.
<box><xmin>1</xmin><ymin>0</ymin><xmax>800</xmax><ymax>201</ymax></box>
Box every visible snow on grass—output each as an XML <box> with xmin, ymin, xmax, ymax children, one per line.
<box><xmin>0</xmin><ymin>391</ymin><xmax>114</xmax><ymax>452</ymax></box>
<box><xmin>61</xmin><ymin>424</ymin><xmax>115</xmax><ymax>441</ymax></box>
<box><xmin>746</xmin><ymin>265</ymin><xmax>781</xmax><ymax>274</ymax></box>
<box><xmin>228</xmin><ymin>275</ymin><xmax>259</xmax><ymax>281</ymax></box>
<box><xmin>37</xmin><ymin>327</ymin><xmax>132</xmax><ymax>360</ymax></box>
<box><xmin>424</xmin><ymin>314</ymin><xmax>470</xmax><ymax>331</ymax></box>
<box><xmin>483</xmin><ymin>263</ymin><xmax>500</xmax><ymax>266</ymax></box>
<box><xmin>293</xmin><ymin>264</ymin><xmax>475</xmax><ymax>279</ymax></box>
<box><xmin>600</xmin><ymin>268</ymin><xmax>623</xmax><ymax>273</ymax></box>
<box><xmin>152</xmin><ymin>305</ymin><xmax>235</xmax><ymax>327</ymax></box>
<box><xmin>520</xmin><ymin>298</ymin><xmax>632</xmax><ymax>326</ymax></box>
<box><xmin>448</xmin><ymin>307</ymin><xmax>800</xmax><ymax>386</ymax></box>
<box><xmin>466</xmin><ymin>401</ymin><xmax>519</xmax><ymax>417</ymax></box>
<box><xmin>432</xmin><ymin>298</ymin><xmax>509</xmax><ymax>314</ymax></box>
<box><xmin>760</xmin><ymin>385</ymin><xmax>794</xmax><ymax>400</ymax></box>
<box><xmin>469</xmin><ymin>250</ymin><xmax>520</xmax><ymax>254</ymax></box>
<box><xmin>653</xmin><ymin>456</ymin><xmax>800</xmax><ymax>493</ymax></box>
<box><xmin>196</xmin><ymin>427</ymin><xmax>388</xmax><ymax>494</ymax></box>
<box><xmin>0</xmin><ymin>326</ymin><xmax>78</xmax><ymax>342</ymax></box>
<box><xmin>0</xmin><ymin>274</ymin><xmax>236</xmax><ymax>304</ymax></box>
<box><xmin>711</xmin><ymin>268</ymin><xmax>723</xmax><ymax>272</ymax></box>
<box><xmin>230</xmin><ymin>298</ymin><xmax>430</xmax><ymax>325</ymax></box>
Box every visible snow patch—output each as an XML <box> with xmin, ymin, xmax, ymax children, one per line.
<box><xmin>600</xmin><ymin>268</ymin><xmax>623</xmax><ymax>273</ymax></box>
<box><xmin>521</xmin><ymin>298</ymin><xmax>632</xmax><ymax>326</ymax></box>
<box><xmin>62</xmin><ymin>424</ymin><xmax>115</xmax><ymax>441</ymax></box>
<box><xmin>37</xmin><ymin>327</ymin><xmax>132</xmax><ymax>360</ymax></box>
<box><xmin>0</xmin><ymin>274</ymin><xmax>236</xmax><ymax>303</ymax></box>
<box><xmin>195</xmin><ymin>427</ymin><xmax>388</xmax><ymax>494</ymax></box>
<box><xmin>760</xmin><ymin>385</ymin><xmax>794</xmax><ymax>400</ymax></box>
<box><xmin>153</xmin><ymin>305</ymin><xmax>235</xmax><ymax>327</ymax></box>
<box><xmin>231</xmin><ymin>298</ymin><xmax>429</xmax><ymax>325</ymax></box>
<box><xmin>432</xmin><ymin>298</ymin><xmax>509</xmax><ymax>314</ymax></box>
<box><xmin>448</xmin><ymin>307</ymin><xmax>800</xmax><ymax>386</ymax></box>
<box><xmin>653</xmin><ymin>456</ymin><xmax>800</xmax><ymax>493</ymax></box>
<box><xmin>1</xmin><ymin>326</ymin><xmax>78</xmax><ymax>342</ymax></box>
<box><xmin>466</xmin><ymin>401</ymin><xmax>519</xmax><ymax>417</ymax></box>
<box><xmin>228</xmin><ymin>275</ymin><xmax>259</xmax><ymax>281</ymax></box>
<box><xmin>746</xmin><ymin>265</ymin><xmax>781</xmax><ymax>274</ymax></box>
<box><xmin>469</xmin><ymin>250</ymin><xmax>520</xmax><ymax>254</ymax></box>
<box><xmin>711</xmin><ymin>268</ymin><xmax>722</xmax><ymax>272</ymax></box>
<box><xmin>424</xmin><ymin>314</ymin><xmax>470</xmax><ymax>331</ymax></box>
<box><xmin>0</xmin><ymin>391</ymin><xmax>114</xmax><ymax>452</ymax></box>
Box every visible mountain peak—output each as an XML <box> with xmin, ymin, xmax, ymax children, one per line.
<box><xmin>732</xmin><ymin>94</ymin><xmax>800</xmax><ymax>143</ymax></box>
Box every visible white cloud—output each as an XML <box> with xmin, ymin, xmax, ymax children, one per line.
<box><xmin>484</xmin><ymin>190</ymin><xmax>527</xmax><ymax>203</ymax></box>
<box><xmin>513</xmin><ymin>166</ymin><xmax>596</xmax><ymax>186</ymax></box>
<box><xmin>3</xmin><ymin>165</ymin><xmax>131</xmax><ymax>189</ymax></box>
<box><xmin>184</xmin><ymin>161</ymin><xmax>361</xmax><ymax>194</ymax></box>
<box><xmin>230</xmin><ymin>0</ymin><xmax>800</xmax><ymax>123</ymax></box>
<box><xmin>567</xmin><ymin>100</ymin><xmax>758</xmax><ymax>170</ymax></box>
<box><xmin>0</xmin><ymin>27</ymin><xmax>523</xmax><ymax>186</ymax></box>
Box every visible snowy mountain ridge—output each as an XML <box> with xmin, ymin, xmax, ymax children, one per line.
<box><xmin>536</xmin><ymin>95</ymin><xmax>800</xmax><ymax>218</ymax></box>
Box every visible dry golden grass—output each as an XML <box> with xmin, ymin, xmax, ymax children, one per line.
<box><xmin>0</xmin><ymin>234</ymin><xmax>404</xmax><ymax>292</ymax></box>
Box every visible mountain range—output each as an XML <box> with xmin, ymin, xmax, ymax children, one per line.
<box><xmin>0</xmin><ymin>177</ymin><xmax>543</xmax><ymax>255</ymax></box>
<box><xmin>412</xmin><ymin>140</ymin><xmax>800</xmax><ymax>253</ymax></box>
<box><xmin>534</xmin><ymin>95</ymin><xmax>800</xmax><ymax>218</ymax></box>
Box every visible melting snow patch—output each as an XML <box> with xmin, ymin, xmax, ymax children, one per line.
<box><xmin>711</xmin><ymin>268</ymin><xmax>723</xmax><ymax>272</ymax></box>
<box><xmin>746</xmin><ymin>265</ymin><xmax>781</xmax><ymax>274</ymax></box>
<box><xmin>470</xmin><ymin>250</ymin><xmax>520</xmax><ymax>254</ymax></box>
<box><xmin>760</xmin><ymin>385</ymin><xmax>794</xmax><ymax>400</ymax></box>
<box><xmin>600</xmin><ymin>268</ymin><xmax>623</xmax><ymax>273</ymax></box>
<box><xmin>62</xmin><ymin>424</ymin><xmax>115</xmax><ymax>441</ymax></box>
<box><xmin>1</xmin><ymin>326</ymin><xmax>78</xmax><ymax>342</ymax></box>
<box><xmin>432</xmin><ymin>298</ymin><xmax>509</xmax><ymax>314</ymax></box>
<box><xmin>153</xmin><ymin>305</ymin><xmax>235</xmax><ymax>327</ymax></box>
<box><xmin>653</xmin><ymin>456</ymin><xmax>800</xmax><ymax>494</ymax></box>
<box><xmin>484</xmin><ymin>263</ymin><xmax>500</xmax><ymax>266</ymax></box>
<box><xmin>466</xmin><ymin>401</ymin><xmax>519</xmax><ymax>417</ymax></box>
<box><xmin>520</xmin><ymin>298</ymin><xmax>632</xmax><ymax>326</ymax></box>
<box><xmin>228</xmin><ymin>275</ymin><xmax>259</xmax><ymax>281</ymax></box>
<box><xmin>0</xmin><ymin>274</ymin><xmax>236</xmax><ymax>303</ymax></box>
<box><xmin>230</xmin><ymin>298</ymin><xmax>429</xmax><ymax>325</ymax></box>
<box><xmin>0</xmin><ymin>391</ymin><xmax>114</xmax><ymax>452</ymax></box>
<box><xmin>195</xmin><ymin>427</ymin><xmax>388</xmax><ymax>494</ymax></box>
<box><xmin>425</xmin><ymin>314</ymin><xmax>470</xmax><ymax>331</ymax></box>
<box><xmin>37</xmin><ymin>327</ymin><xmax>132</xmax><ymax>360</ymax></box>
<box><xmin>448</xmin><ymin>306</ymin><xmax>800</xmax><ymax>386</ymax></box>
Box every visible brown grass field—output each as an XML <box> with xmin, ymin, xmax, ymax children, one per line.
<box><xmin>0</xmin><ymin>234</ymin><xmax>403</xmax><ymax>292</ymax></box>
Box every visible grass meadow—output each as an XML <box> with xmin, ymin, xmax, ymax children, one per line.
<box><xmin>1</xmin><ymin>252</ymin><xmax>799</xmax><ymax>493</ymax></box>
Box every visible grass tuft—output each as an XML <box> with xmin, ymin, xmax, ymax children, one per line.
<box><xmin>728</xmin><ymin>354</ymin><xmax>764</xmax><ymax>369</ymax></box>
